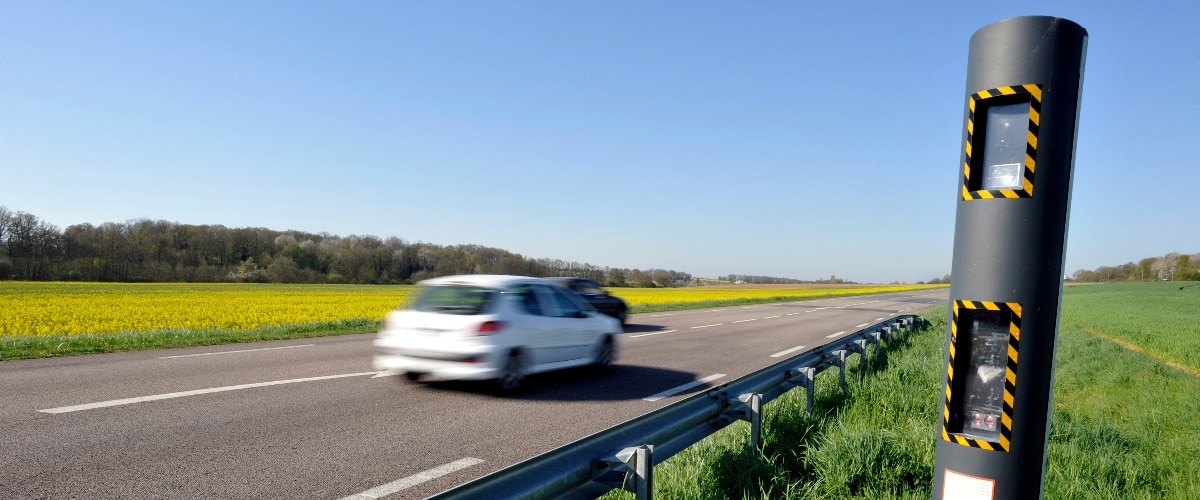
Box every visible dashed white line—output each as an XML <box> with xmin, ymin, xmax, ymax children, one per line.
<box><xmin>731</xmin><ymin>319</ymin><xmax>757</xmax><ymax>324</ymax></box>
<box><xmin>39</xmin><ymin>372</ymin><xmax>379</xmax><ymax>414</ymax></box>
<box><xmin>159</xmin><ymin>344</ymin><xmax>314</xmax><ymax>359</ymax></box>
<box><xmin>691</xmin><ymin>324</ymin><xmax>722</xmax><ymax>329</ymax></box>
<box><xmin>630</xmin><ymin>330</ymin><xmax>677</xmax><ymax>338</ymax></box>
<box><xmin>763</xmin><ymin>315</ymin><xmax>781</xmax><ymax>319</ymax></box>
<box><xmin>855</xmin><ymin>323</ymin><xmax>870</xmax><ymax>328</ymax></box>
<box><xmin>644</xmin><ymin>374</ymin><xmax>726</xmax><ymax>402</ymax></box>
<box><xmin>786</xmin><ymin>312</ymin><xmax>800</xmax><ymax>316</ymax></box>
<box><xmin>770</xmin><ymin>346</ymin><xmax>807</xmax><ymax>358</ymax></box>
<box><xmin>340</xmin><ymin>458</ymin><xmax>485</xmax><ymax>499</ymax></box>
<box><xmin>649</xmin><ymin>313</ymin><xmax>677</xmax><ymax>317</ymax></box>
<box><xmin>827</xmin><ymin>331</ymin><xmax>847</xmax><ymax>338</ymax></box>
<box><xmin>874</xmin><ymin>317</ymin><xmax>886</xmax><ymax>321</ymax></box>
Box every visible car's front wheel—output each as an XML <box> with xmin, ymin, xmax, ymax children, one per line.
<box><xmin>592</xmin><ymin>336</ymin><xmax>616</xmax><ymax>371</ymax></box>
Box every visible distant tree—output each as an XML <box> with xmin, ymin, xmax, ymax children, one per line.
<box><xmin>605</xmin><ymin>267</ymin><xmax>628</xmax><ymax>287</ymax></box>
<box><xmin>628</xmin><ymin>269</ymin><xmax>655</xmax><ymax>288</ymax></box>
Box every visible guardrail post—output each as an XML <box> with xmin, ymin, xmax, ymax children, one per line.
<box><xmin>832</xmin><ymin>349</ymin><xmax>848</xmax><ymax>390</ymax></box>
<box><xmin>741</xmin><ymin>393</ymin><xmax>762</xmax><ymax>450</ymax></box>
<box><xmin>595</xmin><ymin>445</ymin><xmax>654</xmax><ymax>499</ymax></box>
<box><xmin>717</xmin><ymin>393</ymin><xmax>764</xmax><ymax>450</ymax></box>
<box><xmin>787</xmin><ymin>367</ymin><xmax>817</xmax><ymax>413</ymax></box>
<box><xmin>853</xmin><ymin>339</ymin><xmax>869</xmax><ymax>373</ymax></box>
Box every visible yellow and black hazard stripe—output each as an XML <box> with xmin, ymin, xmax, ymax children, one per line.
<box><xmin>961</xmin><ymin>84</ymin><xmax>1042</xmax><ymax>200</ymax></box>
<box><xmin>942</xmin><ymin>300</ymin><xmax>1021</xmax><ymax>452</ymax></box>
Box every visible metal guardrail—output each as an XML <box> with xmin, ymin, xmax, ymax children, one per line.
<box><xmin>429</xmin><ymin>315</ymin><xmax>927</xmax><ymax>499</ymax></box>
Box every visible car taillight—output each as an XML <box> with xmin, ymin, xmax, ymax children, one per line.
<box><xmin>476</xmin><ymin>321</ymin><xmax>505</xmax><ymax>335</ymax></box>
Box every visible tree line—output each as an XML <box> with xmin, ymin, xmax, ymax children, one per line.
<box><xmin>0</xmin><ymin>206</ymin><xmax>806</xmax><ymax>286</ymax></box>
<box><xmin>1068</xmin><ymin>252</ymin><xmax>1200</xmax><ymax>282</ymax></box>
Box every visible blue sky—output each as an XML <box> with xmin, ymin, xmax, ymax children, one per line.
<box><xmin>2</xmin><ymin>1</ymin><xmax>1197</xmax><ymax>283</ymax></box>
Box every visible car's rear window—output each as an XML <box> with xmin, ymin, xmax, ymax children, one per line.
<box><xmin>410</xmin><ymin>285</ymin><xmax>497</xmax><ymax>315</ymax></box>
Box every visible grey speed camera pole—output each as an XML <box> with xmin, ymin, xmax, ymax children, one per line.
<box><xmin>933</xmin><ymin>16</ymin><xmax>1086</xmax><ymax>500</ymax></box>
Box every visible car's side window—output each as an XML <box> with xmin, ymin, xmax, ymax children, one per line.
<box><xmin>547</xmin><ymin>287</ymin><xmax>584</xmax><ymax>318</ymax></box>
<box><xmin>511</xmin><ymin>285</ymin><xmax>544</xmax><ymax>316</ymax></box>
<box><xmin>532</xmin><ymin>285</ymin><xmax>564</xmax><ymax>317</ymax></box>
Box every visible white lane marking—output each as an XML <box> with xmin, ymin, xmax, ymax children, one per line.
<box><xmin>786</xmin><ymin>312</ymin><xmax>800</xmax><ymax>316</ymax></box>
<box><xmin>705</xmin><ymin>309</ymin><xmax>723</xmax><ymax>313</ymax></box>
<box><xmin>644</xmin><ymin>374</ymin><xmax>726</xmax><ymax>402</ymax></box>
<box><xmin>158</xmin><ymin>344</ymin><xmax>315</xmax><ymax>359</ymax></box>
<box><xmin>39</xmin><ymin>372</ymin><xmax>379</xmax><ymax>414</ymax></box>
<box><xmin>630</xmin><ymin>330</ymin><xmax>678</xmax><ymax>338</ymax></box>
<box><xmin>763</xmin><ymin>315</ymin><xmax>781</xmax><ymax>319</ymax></box>
<box><xmin>827</xmin><ymin>331</ymin><xmax>847</xmax><ymax>338</ymax></box>
<box><xmin>770</xmin><ymin>345</ymin><xmax>807</xmax><ymax>358</ymax></box>
<box><xmin>691</xmin><ymin>324</ymin><xmax>722</xmax><ymax>329</ymax></box>
<box><xmin>874</xmin><ymin>317</ymin><xmax>885</xmax><ymax>321</ymax></box>
<box><xmin>649</xmin><ymin>313</ymin><xmax>677</xmax><ymax>317</ymax></box>
<box><xmin>340</xmin><ymin>457</ymin><xmax>485</xmax><ymax>499</ymax></box>
<box><xmin>855</xmin><ymin>323</ymin><xmax>870</xmax><ymax>328</ymax></box>
<box><xmin>731</xmin><ymin>319</ymin><xmax>757</xmax><ymax>324</ymax></box>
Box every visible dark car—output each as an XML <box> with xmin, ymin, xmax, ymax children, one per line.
<box><xmin>549</xmin><ymin>277</ymin><xmax>629</xmax><ymax>325</ymax></box>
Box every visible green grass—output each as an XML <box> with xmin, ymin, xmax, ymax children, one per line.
<box><xmin>604</xmin><ymin>282</ymin><xmax>1200</xmax><ymax>498</ymax></box>
<box><xmin>0</xmin><ymin>319</ymin><xmax>377</xmax><ymax>361</ymax></box>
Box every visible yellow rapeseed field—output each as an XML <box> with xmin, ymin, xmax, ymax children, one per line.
<box><xmin>615</xmin><ymin>284</ymin><xmax>938</xmax><ymax>306</ymax></box>
<box><xmin>0</xmin><ymin>282</ymin><xmax>413</xmax><ymax>337</ymax></box>
<box><xmin>0</xmin><ymin>282</ymin><xmax>944</xmax><ymax>338</ymax></box>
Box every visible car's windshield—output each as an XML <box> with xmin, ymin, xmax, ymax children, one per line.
<box><xmin>410</xmin><ymin>285</ymin><xmax>497</xmax><ymax>315</ymax></box>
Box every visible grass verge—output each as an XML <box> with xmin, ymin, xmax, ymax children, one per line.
<box><xmin>604</xmin><ymin>283</ymin><xmax>1200</xmax><ymax>498</ymax></box>
<box><xmin>0</xmin><ymin>319</ymin><xmax>377</xmax><ymax>361</ymax></box>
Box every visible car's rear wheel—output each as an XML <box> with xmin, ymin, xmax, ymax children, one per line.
<box><xmin>616</xmin><ymin>308</ymin><xmax>628</xmax><ymax>326</ymax></box>
<box><xmin>403</xmin><ymin>371</ymin><xmax>424</xmax><ymax>383</ymax></box>
<box><xmin>494</xmin><ymin>350</ymin><xmax>526</xmax><ymax>393</ymax></box>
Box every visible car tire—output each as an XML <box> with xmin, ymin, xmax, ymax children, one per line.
<box><xmin>494</xmin><ymin>350</ymin><xmax>526</xmax><ymax>394</ymax></box>
<box><xmin>616</xmin><ymin>308</ymin><xmax>628</xmax><ymax>326</ymax></box>
<box><xmin>403</xmin><ymin>371</ymin><xmax>424</xmax><ymax>383</ymax></box>
<box><xmin>592</xmin><ymin>336</ymin><xmax>616</xmax><ymax>371</ymax></box>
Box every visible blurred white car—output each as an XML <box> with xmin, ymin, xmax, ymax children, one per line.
<box><xmin>374</xmin><ymin>274</ymin><xmax>621</xmax><ymax>392</ymax></box>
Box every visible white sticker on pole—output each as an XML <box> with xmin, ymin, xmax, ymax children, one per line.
<box><xmin>942</xmin><ymin>469</ymin><xmax>995</xmax><ymax>500</ymax></box>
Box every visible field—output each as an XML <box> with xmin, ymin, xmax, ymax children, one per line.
<box><xmin>601</xmin><ymin>281</ymin><xmax>1200</xmax><ymax>498</ymax></box>
<box><xmin>0</xmin><ymin>281</ymin><xmax>944</xmax><ymax>360</ymax></box>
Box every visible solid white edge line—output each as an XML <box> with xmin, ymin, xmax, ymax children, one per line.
<box><xmin>644</xmin><ymin>374</ymin><xmax>726</xmax><ymax>402</ymax></box>
<box><xmin>770</xmin><ymin>345</ymin><xmax>807</xmax><ymax>358</ymax></box>
<box><xmin>340</xmin><ymin>457</ymin><xmax>485</xmax><ymax>499</ymax></box>
<box><xmin>691</xmin><ymin>324</ymin><xmax>722</xmax><ymax>329</ymax></box>
<box><xmin>630</xmin><ymin>330</ymin><xmax>677</xmax><ymax>338</ymax></box>
<box><xmin>158</xmin><ymin>344</ymin><xmax>315</xmax><ymax>359</ymax></box>
<box><xmin>39</xmin><ymin>372</ymin><xmax>379</xmax><ymax>414</ymax></box>
<box><xmin>827</xmin><ymin>331</ymin><xmax>847</xmax><ymax>338</ymax></box>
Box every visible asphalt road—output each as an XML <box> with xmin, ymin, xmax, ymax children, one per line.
<box><xmin>1</xmin><ymin>289</ymin><xmax>948</xmax><ymax>499</ymax></box>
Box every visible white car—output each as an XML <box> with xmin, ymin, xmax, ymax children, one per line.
<box><xmin>374</xmin><ymin>274</ymin><xmax>622</xmax><ymax>392</ymax></box>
